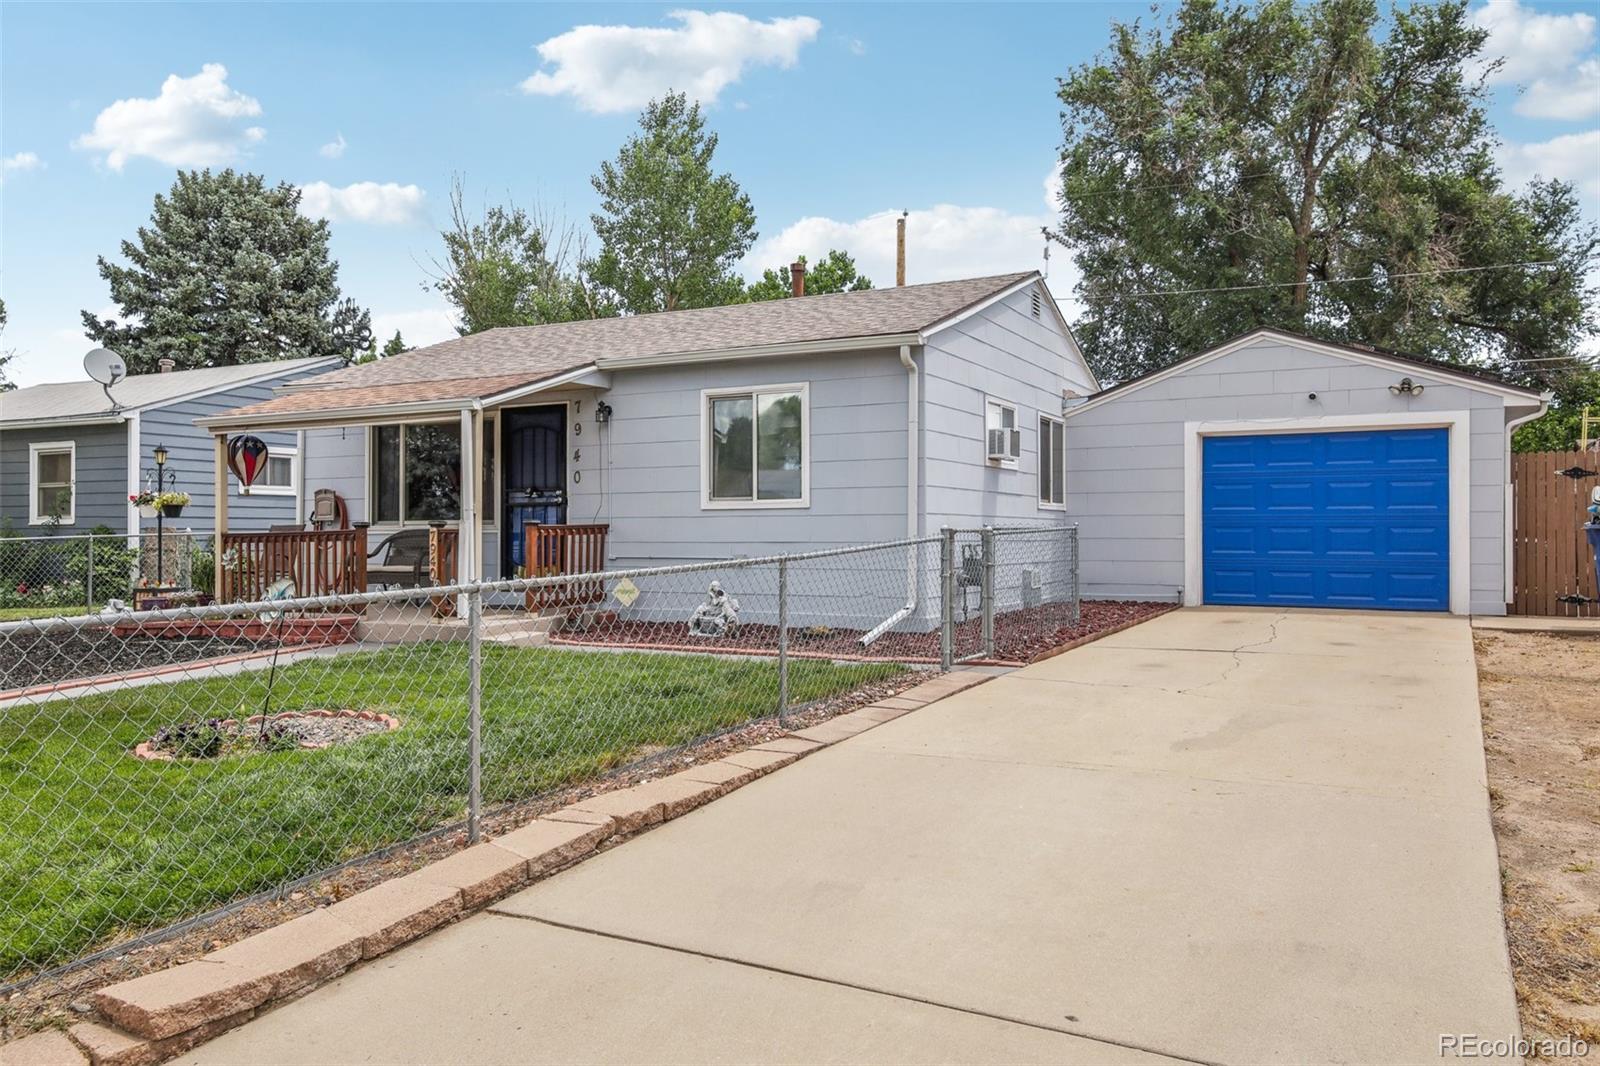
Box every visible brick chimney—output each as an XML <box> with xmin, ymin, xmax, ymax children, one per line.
<box><xmin>790</xmin><ymin>259</ymin><xmax>805</xmax><ymax>297</ymax></box>
<box><xmin>157</xmin><ymin>357</ymin><xmax>175</xmax><ymax>373</ymax></box>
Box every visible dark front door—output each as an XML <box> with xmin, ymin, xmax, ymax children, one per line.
<box><xmin>502</xmin><ymin>405</ymin><xmax>567</xmax><ymax>576</ymax></box>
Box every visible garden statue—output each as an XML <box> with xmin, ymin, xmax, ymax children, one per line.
<box><xmin>687</xmin><ymin>581</ymin><xmax>740</xmax><ymax>637</ymax></box>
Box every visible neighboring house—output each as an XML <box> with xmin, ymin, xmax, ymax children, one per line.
<box><xmin>1062</xmin><ymin>328</ymin><xmax>1547</xmax><ymax>616</ymax></box>
<box><xmin>199</xmin><ymin>273</ymin><xmax>1094</xmax><ymax>624</ymax></box>
<box><xmin>0</xmin><ymin>358</ymin><xmax>341</xmax><ymax>535</ymax></box>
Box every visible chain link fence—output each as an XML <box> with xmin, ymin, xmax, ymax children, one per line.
<box><xmin>0</xmin><ymin>525</ymin><xmax>1076</xmax><ymax>990</ymax></box>
<box><xmin>0</xmin><ymin>530</ymin><xmax>214</xmax><ymax>616</ymax></box>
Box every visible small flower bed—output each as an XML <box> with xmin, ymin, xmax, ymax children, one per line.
<box><xmin>135</xmin><ymin>710</ymin><xmax>401</xmax><ymax>762</ymax></box>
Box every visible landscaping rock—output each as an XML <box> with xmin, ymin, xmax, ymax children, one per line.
<box><xmin>320</xmin><ymin>875</ymin><xmax>462</xmax><ymax>960</ymax></box>
<box><xmin>203</xmin><ymin>909</ymin><xmax>361</xmax><ymax>998</ymax></box>
<box><xmin>92</xmin><ymin>959</ymin><xmax>272</xmax><ymax>1041</ymax></box>
<box><xmin>409</xmin><ymin>843</ymin><xmax>530</xmax><ymax>909</ymax></box>
<box><xmin>492</xmin><ymin>817</ymin><xmax>613</xmax><ymax>876</ymax></box>
<box><xmin>1</xmin><ymin>1028</ymin><xmax>88</xmax><ymax>1066</ymax></box>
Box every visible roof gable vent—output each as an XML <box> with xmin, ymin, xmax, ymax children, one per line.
<box><xmin>1030</xmin><ymin>290</ymin><xmax>1042</xmax><ymax>319</ymax></box>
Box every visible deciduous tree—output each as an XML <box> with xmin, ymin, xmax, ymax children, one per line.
<box><xmin>746</xmin><ymin>250</ymin><xmax>873</xmax><ymax>301</ymax></box>
<box><xmin>588</xmin><ymin>93</ymin><xmax>757</xmax><ymax>314</ymax></box>
<box><xmin>1056</xmin><ymin>0</ymin><xmax>1597</xmax><ymax>387</ymax></box>
<box><xmin>429</xmin><ymin>177</ymin><xmax>610</xmax><ymax>334</ymax></box>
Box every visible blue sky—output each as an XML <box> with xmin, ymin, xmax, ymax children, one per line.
<box><xmin>2</xmin><ymin>1</ymin><xmax>1597</xmax><ymax>387</ymax></box>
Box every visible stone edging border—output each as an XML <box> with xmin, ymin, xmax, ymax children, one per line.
<box><xmin>130</xmin><ymin>710</ymin><xmax>403</xmax><ymax>762</ymax></box>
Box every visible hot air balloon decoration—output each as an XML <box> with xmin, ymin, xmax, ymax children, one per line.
<box><xmin>228</xmin><ymin>435</ymin><xmax>271</xmax><ymax>492</ymax></box>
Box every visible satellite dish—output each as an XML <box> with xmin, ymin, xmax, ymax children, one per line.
<box><xmin>84</xmin><ymin>348</ymin><xmax>127</xmax><ymax>386</ymax></box>
<box><xmin>85</xmin><ymin>348</ymin><xmax>128</xmax><ymax>412</ymax></box>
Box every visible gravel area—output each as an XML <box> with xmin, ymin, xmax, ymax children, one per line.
<box><xmin>0</xmin><ymin>626</ymin><xmax>274</xmax><ymax>693</ymax></box>
<box><xmin>552</xmin><ymin>600</ymin><xmax>1173</xmax><ymax>665</ymax></box>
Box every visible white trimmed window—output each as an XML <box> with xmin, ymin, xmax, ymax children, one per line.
<box><xmin>985</xmin><ymin>399</ymin><xmax>1020</xmax><ymax>464</ymax></box>
<box><xmin>1039</xmin><ymin>415</ymin><xmax>1065</xmax><ymax>508</ymax></box>
<box><xmin>29</xmin><ymin>441</ymin><xmax>76</xmax><ymax>525</ymax></box>
<box><xmin>240</xmin><ymin>447</ymin><xmax>298</xmax><ymax>496</ymax></box>
<box><xmin>702</xmin><ymin>383</ymin><xmax>809</xmax><ymax>508</ymax></box>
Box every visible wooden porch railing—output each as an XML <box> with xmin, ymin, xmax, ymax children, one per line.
<box><xmin>523</xmin><ymin>523</ymin><xmax>609</xmax><ymax>611</ymax></box>
<box><xmin>429</xmin><ymin>526</ymin><xmax>460</xmax><ymax>618</ymax></box>
<box><xmin>221</xmin><ymin>528</ymin><xmax>368</xmax><ymax>605</ymax></box>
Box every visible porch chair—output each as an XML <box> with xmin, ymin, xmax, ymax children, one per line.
<box><xmin>366</xmin><ymin>528</ymin><xmax>432</xmax><ymax>589</ymax></box>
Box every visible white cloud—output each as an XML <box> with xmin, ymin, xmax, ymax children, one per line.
<box><xmin>1498</xmin><ymin>129</ymin><xmax>1600</xmax><ymax>197</ymax></box>
<box><xmin>2</xmin><ymin>151</ymin><xmax>43</xmax><ymax>173</ymax></box>
<box><xmin>298</xmin><ymin>181</ymin><xmax>426</xmax><ymax>225</ymax></box>
<box><xmin>371</xmin><ymin>307</ymin><xmax>459</xmax><ymax>349</ymax></box>
<box><xmin>1471</xmin><ymin>0</ymin><xmax>1596</xmax><ymax>84</ymax></box>
<box><xmin>73</xmin><ymin>64</ymin><xmax>264</xmax><ymax>171</ymax></box>
<box><xmin>520</xmin><ymin>10</ymin><xmax>821</xmax><ymax>113</ymax></box>
<box><xmin>745</xmin><ymin>197</ymin><xmax>1081</xmax><ymax>318</ymax></box>
<box><xmin>319</xmin><ymin>133</ymin><xmax>347</xmax><ymax>159</ymax></box>
<box><xmin>1043</xmin><ymin>161</ymin><xmax>1064</xmax><ymax>212</ymax></box>
<box><xmin>1516</xmin><ymin>57</ymin><xmax>1600</xmax><ymax>119</ymax></box>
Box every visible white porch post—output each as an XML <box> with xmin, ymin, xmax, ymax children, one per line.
<box><xmin>458</xmin><ymin>406</ymin><xmax>479</xmax><ymax>607</ymax></box>
<box><xmin>213</xmin><ymin>433</ymin><xmax>228</xmax><ymax>598</ymax></box>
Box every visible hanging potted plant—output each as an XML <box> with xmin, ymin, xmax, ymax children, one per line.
<box><xmin>130</xmin><ymin>490</ymin><xmax>159</xmax><ymax>519</ymax></box>
<box><xmin>155</xmin><ymin>490</ymin><xmax>190</xmax><ymax>518</ymax></box>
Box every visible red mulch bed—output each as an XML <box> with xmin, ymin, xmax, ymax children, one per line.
<box><xmin>550</xmin><ymin>600</ymin><xmax>1173</xmax><ymax>666</ymax></box>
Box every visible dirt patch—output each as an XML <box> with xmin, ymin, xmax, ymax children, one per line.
<box><xmin>552</xmin><ymin>599</ymin><xmax>1172</xmax><ymax>665</ymax></box>
<box><xmin>0</xmin><ymin>626</ymin><xmax>275</xmax><ymax>693</ymax></box>
<box><xmin>0</xmin><ymin>670</ymin><xmax>924</xmax><ymax>1040</ymax></box>
<box><xmin>1475</xmin><ymin>630</ymin><xmax>1600</xmax><ymax>1060</ymax></box>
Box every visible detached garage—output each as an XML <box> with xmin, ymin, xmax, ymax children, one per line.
<box><xmin>1062</xmin><ymin>329</ymin><xmax>1548</xmax><ymax>616</ymax></box>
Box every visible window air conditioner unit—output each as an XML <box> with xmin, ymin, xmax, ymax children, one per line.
<box><xmin>987</xmin><ymin>428</ymin><xmax>1021</xmax><ymax>461</ymax></box>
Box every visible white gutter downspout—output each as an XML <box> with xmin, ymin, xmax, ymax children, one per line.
<box><xmin>860</xmin><ymin>343</ymin><xmax>920</xmax><ymax>646</ymax></box>
<box><xmin>1502</xmin><ymin>395</ymin><xmax>1551</xmax><ymax>607</ymax></box>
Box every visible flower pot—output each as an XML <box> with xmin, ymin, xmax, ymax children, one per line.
<box><xmin>161</xmin><ymin>504</ymin><xmax>184</xmax><ymax>518</ymax></box>
<box><xmin>139</xmin><ymin>505</ymin><xmax>159</xmax><ymax>519</ymax></box>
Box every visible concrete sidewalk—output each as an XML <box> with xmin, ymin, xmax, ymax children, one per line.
<box><xmin>181</xmin><ymin>608</ymin><xmax>1518</xmax><ymax>1065</ymax></box>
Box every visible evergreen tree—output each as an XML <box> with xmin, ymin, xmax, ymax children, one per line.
<box><xmin>588</xmin><ymin>93</ymin><xmax>757</xmax><ymax>314</ymax></box>
<box><xmin>82</xmin><ymin>169</ymin><xmax>373</xmax><ymax>372</ymax></box>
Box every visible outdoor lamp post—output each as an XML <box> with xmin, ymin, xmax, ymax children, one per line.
<box><xmin>152</xmin><ymin>444</ymin><xmax>172</xmax><ymax>589</ymax></box>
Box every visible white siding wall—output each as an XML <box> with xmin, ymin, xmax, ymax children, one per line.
<box><xmin>920</xmin><ymin>285</ymin><xmax>1097</xmax><ymax>530</ymax></box>
<box><xmin>1062</xmin><ymin>336</ymin><xmax>1521</xmax><ymax>615</ymax></box>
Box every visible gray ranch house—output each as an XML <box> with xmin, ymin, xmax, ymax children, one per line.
<box><xmin>0</xmin><ymin>358</ymin><xmax>338</xmax><ymax>536</ymax></box>
<box><xmin>1062</xmin><ymin>329</ymin><xmax>1547</xmax><ymax>616</ymax></box>
<box><xmin>199</xmin><ymin>273</ymin><xmax>1093</xmax><ymax>618</ymax></box>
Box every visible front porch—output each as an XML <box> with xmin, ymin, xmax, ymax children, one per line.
<box><xmin>202</xmin><ymin>379</ymin><xmax>615</xmax><ymax>607</ymax></box>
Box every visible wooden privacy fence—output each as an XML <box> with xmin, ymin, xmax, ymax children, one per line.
<box><xmin>1509</xmin><ymin>449</ymin><xmax>1600</xmax><ymax>617</ymax></box>
<box><xmin>220</xmin><ymin>528</ymin><xmax>368</xmax><ymax>605</ymax></box>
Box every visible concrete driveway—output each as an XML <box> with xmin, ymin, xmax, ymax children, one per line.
<box><xmin>182</xmin><ymin>608</ymin><xmax>1518</xmax><ymax>1065</ymax></box>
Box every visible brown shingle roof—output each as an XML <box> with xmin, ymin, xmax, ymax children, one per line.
<box><xmin>301</xmin><ymin>272</ymin><xmax>1036</xmax><ymax>390</ymax></box>
<box><xmin>206</xmin><ymin>272</ymin><xmax>1037</xmax><ymax>426</ymax></box>
<box><xmin>214</xmin><ymin>374</ymin><xmax>547</xmax><ymax>421</ymax></box>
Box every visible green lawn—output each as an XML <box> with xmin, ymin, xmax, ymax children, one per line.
<box><xmin>0</xmin><ymin>643</ymin><xmax>898</xmax><ymax>979</ymax></box>
<box><xmin>0</xmin><ymin>605</ymin><xmax>88</xmax><ymax>622</ymax></box>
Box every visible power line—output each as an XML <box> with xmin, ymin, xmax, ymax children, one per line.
<box><xmin>1088</xmin><ymin>259</ymin><xmax>1563</xmax><ymax>299</ymax></box>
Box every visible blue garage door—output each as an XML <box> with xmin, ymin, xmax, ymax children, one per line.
<box><xmin>1202</xmin><ymin>428</ymin><xmax>1449</xmax><ymax>611</ymax></box>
